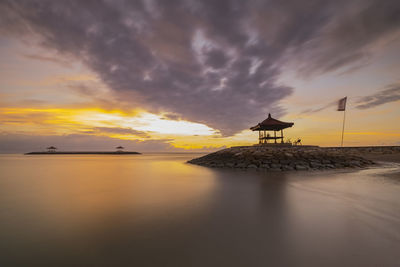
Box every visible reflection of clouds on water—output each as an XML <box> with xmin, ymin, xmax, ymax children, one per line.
<box><xmin>0</xmin><ymin>154</ymin><xmax>400</xmax><ymax>266</ymax></box>
<box><xmin>6</xmin><ymin>154</ymin><xmax>218</xmax><ymax>226</ymax></box>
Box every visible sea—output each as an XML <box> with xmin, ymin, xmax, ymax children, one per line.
<box><xmin>0</xmin><ymin>153</ymin><xmax>400</xmax><ymax>266</ymax></box>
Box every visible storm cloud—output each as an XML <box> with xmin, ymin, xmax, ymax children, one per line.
<box><xmin>1</xmin><ymin>0</ymin><xmax>399</xmax><ymax>135</ymax></box>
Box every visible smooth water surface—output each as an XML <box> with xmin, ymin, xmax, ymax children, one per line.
<box><xmin>1</xmin><ymin>154</ymin><xmax>400</xmax><ymax>266</ymax></box>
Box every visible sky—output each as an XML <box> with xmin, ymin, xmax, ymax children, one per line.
<box><xmin>0</xmin><ymin>0</ymin><xmax>399</xmax><ymax>153</ymax></box>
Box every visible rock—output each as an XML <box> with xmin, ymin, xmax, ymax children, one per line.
<box><xmin>252</xmin><ymin>151</ymin><xmax>264</xmax><ymax>157</ymax></box>
<box><xmin>334</xmin><ymin>163</ymin><xmax>344</xmax><ymax>168</ymax></box>
<box><xmin>295</xmin><ymin>165</ymin><xmax>308</xmax><ymax>171</ymax></box>
<box><xmin>187</xmin><ymin>146</ymin><xmax>376</xmax><ymax>171</ymax></box>
<box><xmin>349</xmin><ymin>160</ymin><xmax>361</xmax><ymax>167</ymax></box>
<box><xmin>282</xmin><ymin>165</ymin><xmax>294</xmax><ymax>171</ymax></box>
<box><xmin>236</xmin><ymin>163</ymin><xmax>246</xmax><ymax>168</ymax></box>
<box><xmin>310</xmin><ymin>162</ymin><xmax>322</xmax><ymax>168</ymax></box>
<box><xmin>270</xmin><ymin>163</ymin><xmax>281</xmax><ymax>169</ymax></box>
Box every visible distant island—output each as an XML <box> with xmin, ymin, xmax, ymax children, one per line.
<box><xmin>25</xmin><ymin>151</ymin><xmax>141</xmax><ymax>155</ymax></box>
<box><xmin>25</xmin><ymin>146</ymin><xmax>141</xmax><ymax>155</ymax></box>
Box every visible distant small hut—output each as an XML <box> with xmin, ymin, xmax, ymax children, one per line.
<box><xmin>116</xmin><ymin>146</ymin><xmax>124</xmax><ymax>152</ymax></box>
<box><xmin>250</xmin><ymin>113</ymin><xmax>294</xmax><ymax>145</ymax></box>
<box><xmin>46</xmin><ymin>146</ymin><xmax>57</xmax><ymax>152</ymax></box>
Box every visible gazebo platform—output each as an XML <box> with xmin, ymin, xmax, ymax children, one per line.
<box><xmin>250</xmin><ymin>113</ymin><xmax>294</xmax><ymax>145</ymax></box>
<box><xmin>253</xmin><ymin>143</ymin><xmax>292</xmax><ymax>147</ymax></box>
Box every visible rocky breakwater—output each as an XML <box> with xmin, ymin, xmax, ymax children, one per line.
<box><xmin>187</xmin><ymin>146</ymin><xmax>375</xmax><ymax>171</ymax></box>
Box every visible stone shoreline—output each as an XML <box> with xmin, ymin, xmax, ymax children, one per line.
<box><xmin>187</xmin><ymin>146</ymin><xmax>400</xmax><ymax>171</ymax></box>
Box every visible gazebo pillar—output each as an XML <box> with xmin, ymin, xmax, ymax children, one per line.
<box><xmin>250</xmin><ymin>113</ymin><xmax>294</xmax><ymax>146</ymax></box>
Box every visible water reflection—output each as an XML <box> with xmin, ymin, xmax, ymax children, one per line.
<box><xmin>0</xmin><ymin>154</ymin><xmax>399</xmax><ymax>266</ymax></box>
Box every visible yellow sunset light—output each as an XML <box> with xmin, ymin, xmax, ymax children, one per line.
<box><xmin>75</xmin><ymin>111</ymin><xmax>216</xmax><ymax>136</ymax></box>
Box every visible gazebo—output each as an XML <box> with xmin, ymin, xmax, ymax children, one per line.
<box><xmin>46</xmin><ymin>146</ymin><xmax>57</xmax><ymax>152</ymax></box>
<box><xmin>116</xmin><ymin>146</ymin><xmax>124</xmax><ymax>152</ymax></box>
<box><xmin>250</xmin><ymin>114</ymin><xmax>294</xmax><ymax>145</ymax></box>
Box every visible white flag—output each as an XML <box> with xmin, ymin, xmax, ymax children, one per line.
<box><xmin>337</xmin><ymin>97</ymin><xmax>347</xmax><ymax>111</ymax></box>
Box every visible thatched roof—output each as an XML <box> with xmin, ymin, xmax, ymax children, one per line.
<box><xmin>250</xmin><ymin>113</ymin><xmax>294</xmax><ymax>131</ymax></box>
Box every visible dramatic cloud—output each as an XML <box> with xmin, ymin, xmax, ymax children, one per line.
<box><xmin>356</xmin><ymin>83</ymin><xmax>400</xmax><ymax>109</ymax></box>
<box><xmin>289</xmin><ymin>1</ymin><xmax>400</xmax><ymax>76</ymax></box>
<box><xmin>1</xmin><ymin>0</ymin><xmax>399</xmax><ymax>135</ymax></box>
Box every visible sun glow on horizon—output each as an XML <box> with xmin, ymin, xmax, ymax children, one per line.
<box><xmin>0</xmin><ymin>107</ymin><xmax>217</xmax><ymax>138</ymax></box>
<box><xmin>1</xmin><ymin>103</ymin><xmax>399</xmax><ymax>151</ymax></box>
<box><xmin>74</xmin><ymin>110</ymin><xmax>217</xmax><ymax>136</ymax></box>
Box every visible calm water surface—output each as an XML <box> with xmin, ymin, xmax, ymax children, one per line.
<box><xmin>0</xmin><ymin>154</ymin><xmax>400</xmax><ymax>266</ymax></box>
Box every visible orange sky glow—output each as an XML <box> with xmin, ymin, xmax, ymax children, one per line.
<box><xmin>0</xmin><ymin>1</ymin><xmax>399</xmax><ymax>152</ymax></box>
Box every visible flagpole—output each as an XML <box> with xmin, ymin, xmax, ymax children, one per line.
<box><xmin>341</xmin><ymin>109</ymin><xmax>346</xmax><ymax>147</ymax></box>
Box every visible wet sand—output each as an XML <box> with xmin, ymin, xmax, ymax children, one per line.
<box><xmin>364</xmin><ymin>152</ymin><xmax>400</xmax><ymax>180</ymax></box>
